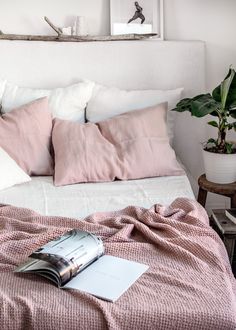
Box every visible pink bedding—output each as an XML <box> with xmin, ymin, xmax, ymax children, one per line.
<box><xmin>0</xmin><ymin>97</ymin><xmax>53</xmax><ymax>176</ymax></box>
<box><xmin>52</xmin><ymin>103</ymin><xmax>183</xmax><ymax>186</ymax></box>
<box><xmin>0</xmin><ymin>198</ymin><xmax>235</xmax><ymax>330</ymax></box>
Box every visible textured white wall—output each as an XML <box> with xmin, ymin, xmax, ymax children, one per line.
<box><xmin>165</xmin><ymin>0</ymin><xmax>236</xmax><ymax>90</ymax></box>
<box><xmin>1</xmin><ymin>0</ymin><xmax>235</xmax><ymax>89</ymax></box>
<box><xmin>0</xmin><ymin>0</ymin><xmax>110</xmax><ymax>36</ymax></box>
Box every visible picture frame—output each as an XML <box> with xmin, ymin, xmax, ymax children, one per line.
<box><xmin>110</xmin><ymin>0</ymin><xmax>164</xmax><ymax>40</ymax></box>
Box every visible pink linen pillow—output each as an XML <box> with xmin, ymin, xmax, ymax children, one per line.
<box><xmin>52</xmin><ymin>103</ymin><xmax>184</xmax><ymax>186</ymax></box>
<box><xmin>0</xmin><ymin>97</ymin><xmax>53</xmax><ymax>175</ymax></box>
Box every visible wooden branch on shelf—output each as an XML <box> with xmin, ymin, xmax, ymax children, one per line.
<box><xmin>44</xmin><ymin>16</ymin><xmax>63</xmax><ymax>36</ymax></box>
<box><xmin>0</xmin><ymin>33</ymin><xmax>158</xmax><ymax>42</ymax></box>
<box><xmin>0</xmin><ymin>15</ymin><xmax>159</xmax><ymax>43</ymax></box>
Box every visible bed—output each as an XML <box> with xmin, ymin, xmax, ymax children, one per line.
<box><xmin>0</xmin><ymin>40</ymin><xmax>235</xmax><ymax>330</ymax></box>
<box><xmin>0</xmin><ymin>174</ymin><xmax>194</xmax><ymax>219</ymax></box>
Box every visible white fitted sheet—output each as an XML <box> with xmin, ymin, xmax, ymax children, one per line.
<box><xmin>0</xmin><ymin>175</ymin><xmax>194</xmax><ymax>219</ymax></box>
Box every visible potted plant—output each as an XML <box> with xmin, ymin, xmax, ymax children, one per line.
<box><xmin>173</xmin><ymin>67</ymin><xmax>236</xmax><ymax>184</ymax></box>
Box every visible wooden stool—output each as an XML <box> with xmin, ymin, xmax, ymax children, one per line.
<box><xmin>197</xmin><ymin>174</ymin><xmax>236</xmax><ymax>208</ymax></box>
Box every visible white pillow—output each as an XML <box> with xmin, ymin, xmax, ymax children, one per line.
<box><xmin>0</xmin><ymin>79</ymin><xmax>6</xmax><ymax>101</ymax></box>
<box><xmin>0</xmin><ymin>80</ymin><xmax>95</xmax><ymax>122</ymax></box>
<box><xmin>86</xmin><ymin>84</ymin><xmax>184</xmax><ymax>144</ymax></box>
<box><xmin>0</xmin><ymin>147</ymin><xmax>31</xmax><ymax>191</ymax></box>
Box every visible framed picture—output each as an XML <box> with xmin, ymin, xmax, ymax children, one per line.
<box><xmin>110</xmin><ymin>0</ymin><xmax>164</xmax><ymax>39</ymax></box>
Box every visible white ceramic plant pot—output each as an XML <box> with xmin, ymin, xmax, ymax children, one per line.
<box><xmin>202</xmin><ymin>149</ymin><xmax>236</xmax><ymax>184</ymax></box>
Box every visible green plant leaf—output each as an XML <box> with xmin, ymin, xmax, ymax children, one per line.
<box><xmin>192</xmin><ymin>94</ymin><xmax>208</xmax><ymax>101</ymax></box>
<box><xmin>233</xmin><ymin>122</ymin><xmax>236</xmax><ymax>131</ymax></box>
<box><xmin>210</xmin><ymin>111</ymin><xmax>219</xmax><ymax>117</ymax></box>
<box><xmin>230</xmin><ymin>110</ymin><xmax>236</xmax><ymax>119</ymax></box>
<box><xmin>207</xmin><ymin>121</ymin><xmax>218</xmax><ymax>127</ymax></box>
<box><xmin>207</xmin><ymin>138</ymin><xmax>217</xmax><ymax>145</ymax></box>
<box><xmin>191</xmin><ymin>94</ymin><xmax>220</xmax><ymax>117</ymax></box>
<box><xmin>212</xmin><ymin>68</ymin><xmax>236</xmax><ymax>107</ymax></box>
<box><xmin>221</xmin><ymin>68</ymin><xmax>235</xmax><ymax>109</ymax></box>
<box><xmin>212</xmin><ymin>85</ymin><xmax>221</xmax><ymax>102</ymax></box>
<box><xmin>212</xmin><ymin>69</ymin><xmax>232</xmax><ymax>102</ymax></box>
<box><xmin>226</xmin><ymin>142</ymin><xmax>233</xmax><ymax>154</ymax></box>
<box><xmin>229</xmin><ymin>100</ymin><xmax>236</xmax><ymax>111</ymax></box>
<box><xmin>172</xmin><ymin>98</ymin><xmax>192</xmax><ymax>112</ymax></box>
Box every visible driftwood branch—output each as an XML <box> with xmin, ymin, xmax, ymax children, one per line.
<box><xmin>0</xmin><ymin>33</ymin><xmax>158</xmax><ymax>43</ymax></box>
<box><xmin>0</xmin><ymin>15</ymin><xmax>160</xmax><ymax>42</ymax></box>
<box><xmin>44</xmin><ymin>16</ymin><xmax>62</xmax><ymax>36</ymax></box>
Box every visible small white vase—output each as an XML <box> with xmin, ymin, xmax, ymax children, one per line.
<box><xmin>202</xmin><ymin>149</ymin><xmax>236</xmax><ymax>184</ymax></box>
<box><xmin>62</xmin><ymin>26</ymin><xmax>72</xmax><ymax>36</ymax></box>
<box><xmin>73</xmin><ymin>16</ymin><xmax>88</xmax><ymax>36</ymax></box>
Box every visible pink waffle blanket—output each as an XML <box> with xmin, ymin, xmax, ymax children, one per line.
<box><xmin>0</xmin><ymin>198</ymin><xmax>236</xmax><ymax>330</ymax></box>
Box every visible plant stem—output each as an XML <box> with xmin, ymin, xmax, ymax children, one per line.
<box><xmin>217</xmin><ymin>129</ymin><xmax>226</xmax><ymax>149</ymax></box>
<box><xmin>217</xmin><ymin>113</ymin><xmax>227</xmax><ymax>151</ymax></box>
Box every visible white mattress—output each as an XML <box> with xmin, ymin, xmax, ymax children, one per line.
<box><xmin>0</xmin><ymin>175</ymin><xmax>194</xmax><ymax>219</ymax></box>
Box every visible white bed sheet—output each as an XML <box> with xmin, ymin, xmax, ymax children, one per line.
<box><xmin>0</xmin><ymin>175</ymin><xmax>194</xmax><ymax>219</ymax></box>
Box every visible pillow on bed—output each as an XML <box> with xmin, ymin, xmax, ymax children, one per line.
<box><xmin>0</xmin><ymin>79</ymin><xmax>6</xmax><ymax>101</ymax></box>
<box><xmin>86</xmin><ymin>84</ymin><xmax>184</xmax><ymax>144</ymax></box>
<box><xmin>0</xmin><ymin>147</ymin><xmax>31</xmax><ymax>191</ymax></box>
<box><xmin>0</xmin><ymin>97</ymin><xmax>54</xmax><ymax>176</ymax></box>
<box><xmin>0</xmin><ymin>79</ymin><xmax>95</xmax><ymax>122</ymax></box>
<box><xmin>52</xmin><ymin>102</ymin><xmax>184</xmax><ymax>186</ymax></box>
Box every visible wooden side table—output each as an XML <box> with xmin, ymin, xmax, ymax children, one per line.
<box><xmin>211</xmin><ymin>209</ymin><xmax>236</xmax><ymax>269</ymax></box>
<box><xmin>197</xmin><ymin>174</ymin><xmax>236</xmax><ymax>208</ymax></box>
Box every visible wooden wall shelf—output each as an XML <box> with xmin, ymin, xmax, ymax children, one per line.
<box><xmin>0</xmin><ymin>33</ymin><xmax>157</xmax><ymax>43</ymax></box>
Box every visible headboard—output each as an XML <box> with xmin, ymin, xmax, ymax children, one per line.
<box><xmin>0</xmin><ymin>39</ymin><xmax>205</xmax><ymax>190</ymax></box>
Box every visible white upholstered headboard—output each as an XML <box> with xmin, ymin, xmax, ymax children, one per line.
<box><xmin>0</xmin><ymin>40</ymin><xmax>206</xmax><ymax>190</ymax></box>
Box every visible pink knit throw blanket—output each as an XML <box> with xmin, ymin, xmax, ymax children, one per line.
<box><xmin>0</xmin><ymin>198</ymin><xmax>235</xmax><ymax>330</ymax></box>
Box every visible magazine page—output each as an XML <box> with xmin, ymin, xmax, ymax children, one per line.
<box><xmin>15</xmin><ymin>258</ymin><xmax>62</xmax><ymax>285</ymax></box>
<box><xmin>16</xmin><ymin>230</ymin><xmax>104</xmax><ymax>286</ymax></box>
<box><xmin>63</xmin><ymin>255</ymin><xmax>149</xmax><ymax>302</ymax></box>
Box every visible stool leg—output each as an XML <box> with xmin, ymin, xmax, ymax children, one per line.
<box><xmin>197</xmin><ymin>188</ymin><xmax>207</xmax><ymax>207</ymax></box>
<box><xmin>231</xmin><ymin>194</ymin><xmax>236</xmax><ymax>209</ymax></box>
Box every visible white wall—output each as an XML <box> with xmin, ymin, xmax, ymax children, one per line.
<box><xmin>165</xmin><ymin>0</ymin><xmax>236</xmax><ymax>90</ymax></box>
<box><xmin>0</xmin><ymin>0</ymin><xmax>110</xmax><ymax>36</ymax></box>
<box><xmin>165</xmin><ymin>0</ymin><xmax>236</xmax><ymax>209</ymax></box>
<box><xmin>1</xmin><ymin>0</ymin><xmax>235</xmax><ymax>89</ymax></box>
<box><xmin>0</xmin><ymin>0</ymin><xmax>235</xmax><ymax>209</ymax></box>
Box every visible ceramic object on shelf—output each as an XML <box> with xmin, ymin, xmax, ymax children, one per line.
<box><xmin>73</xmin><ymin>16</ymin><xmax>88</xmax><ymax>36</ymax></box>
<box><xmin>62</xmin><ymin>27</ymin><xmax>72</xmax><ymax>36</ymax></box>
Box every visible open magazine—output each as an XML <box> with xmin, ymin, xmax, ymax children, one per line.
<box><xmin>15</xmin><ymin>230</ymin><xmax>148</xmax><ymax>302</ymax></box>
